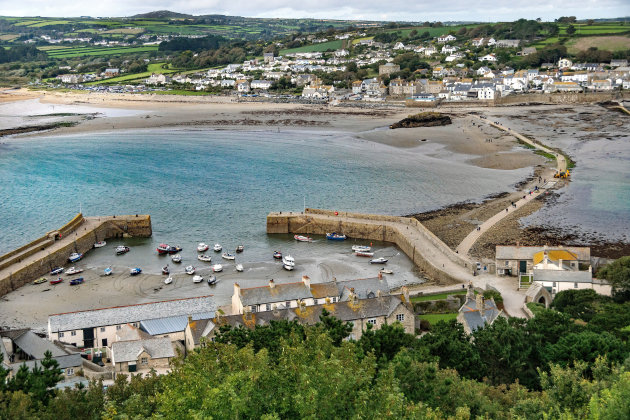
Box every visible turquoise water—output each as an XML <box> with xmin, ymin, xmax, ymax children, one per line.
<box><xmin>0</xmin><ymin>128</ymin><xmax>532</xmax><ymax>265</ymax></box>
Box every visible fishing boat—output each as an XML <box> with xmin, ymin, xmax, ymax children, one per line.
<box><xmin>211</xmin><ymin>264</ymin><xmax>223</xmax><ymax>273</ymax></box>
<box><xmin>283</xmin><ymin>263</ymin><xmax>294</xmax><ymax>271</ymax></box>
<box><xmin>33</xmin><ymin>277</ymin><xmax>47</xmax><ymax>285</ymax></box>
<box><xmin>104</xmin><ymin>267</ymin><xmax>113</xmax><ymax>276</ymax></box>
<box><xmin>156</xmin><ymin>244</ymin><xmax>170</xmax><ymax>254</ymax></box>
<box><xmin>198</xmin><ymin>254</ymin><xmax>212</xmax><ymax>262</ymax></box>
<box><xmin>51</xmin><ymin>267</ymin><xmax>64</xmax><ymax>275</ymax></box>
<box><xmin>207</xmin><ymin>275</ymin><xmax>217</xmax><ymax>285</ymax></box>
<box><xmin>273</xmin><ymin>251</ymin><xmax>282</xmax><ymax>259</ymax></box>
<box><xmin>116</xmin><ymin>246</ymin><xmax>130</xmax><ymax>255</ymax></box>
<box><xmin>197</xmin><ymin>243</ymin><xmax>209</xmax><ymax>252</ymax></box>
<box><xmin>282</xmin><ymin>255</ymin><xmax>295</xmax><ymax>268</ymax></box>
<box><xmin>162</xmin><ymin>266</ymin><xmax>170</xmax><ymax>275</ymax></box>
<box><xmin>168</xmin><ymin>245</ymin><xmax>182</xmax><ymax>253</ymax></box>
<box><xmin>94</xmin><ymin>241</ymin><xmax>107</xmax><ymax>248</ymax></box>
<box><xmin>326</xmin><ymin>232</ymin><xmax>347</xmax><ymax>241</ymax></box>
<box><xmin>355</xmin><ymin>251</ymin><xmax>374</xmax><ymax>257</ymax></box>
<box><xmin>236</xmin><ymin>245</ymin><xmax>244</xmax><ymax>253</ymax></box>
<box><xmin>369</xmin><ymin>257</ymin><xmax>388</xmax><ymax>264</ymax></box>
<box><xmin>185</xmin><ymin>266</ymin><xmax>196</xmax><ymax>275</ymax></box>
<box><xmin>68</xmin><ymin>253</ymin><xmax>83</xmax><ymax>263</ymax></box>
<box><xmin>222</xmin><ymin>252</ymin><xmax>235</xmax><ymax>260</ymax></box>
<box><xmin>164</xmin><ymin>276</ymin><xmax>173</xmax><ymax>285</ymax></box>
<box><xmin>70</xmin><ymin>277</ymin><xmax>84</xmax><ymax>286</ymax></box>
<box><xmin>66</xmin><ymin>267</ymin><xmax>84</xmax><ymax>275</ymax></box>
<box><xmin>130</xmin><ymin>268</ymin><xmax>142</xmax><ymax>275</ymax></box>
<box><xmin>193</xmin><ymin>275</ymin><xmax>204</xmax><ymax>283</ymax></box>
<box><xmin>352</xmin><ymin>245</ymin><xmax>372</xmax><ymax>252</ymax></box>
<box><xmin>213</xmin><ymin>244</ymin><xmax>222</xmax><ymax>252</ymax></box>
<box><xmin>235</xmin><ymin>264</ymin><xmax>244</xmax><ymax>272</ymax></box>
<box><xmin>50</xmin><ymin>277</ymin><xmax>63</xmax><ymax>285</ymax></box>
<box><xmin>379</xmin><ymin>269</ymin><xmax>393</xmax><ymax>274</ymax></box>
<box><xmin>294</xmin><ymin>235</ymin><xmax>313</xmax><ymax>242</ymax></box>
<box><xmin>171</xmin><ymin>254</ymin><xmax>182</xmax><ymax>263</ymax></box>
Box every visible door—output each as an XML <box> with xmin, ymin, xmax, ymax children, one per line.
<box><xmin>519</xmin><ymin>260</ymin><xmax>527</xmax><ymax>274</ymax></box>
<box><xmin>82</xmin><ymin>328</ymin><xmax>94</xmax><ymax>348</ymax></box>
<box><xmin>102</xmin><ymin>338</ymin><xmax>108</xmax><ymax>347</ymax></box>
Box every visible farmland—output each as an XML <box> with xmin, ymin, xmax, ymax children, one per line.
<box><xmin>280</xmin><ymin>40</ymin><xmax>343</xmax><ymax>55</ymax></box>
<box><xmin>567</xmin><ymin>35</ymin><xmax>630</xmax><ymax>53</ymax></box>
<box><xmin>86</xmin><ymin>62</ymin><xmax>177</xmax><ymax>85</ymax></box>
<box><xmin>43</xmin><ymin>45</ymin><xmax>159</xmax><ymax>58</ymax></box>
<box><xmin>558</xmin><ymin>23</ymin><xmax>630</xmax><ymax>35</ymax></box>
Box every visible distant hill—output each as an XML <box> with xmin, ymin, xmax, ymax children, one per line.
<box><xmin>131</xmin><ymin>10</ymin><xmax>193</xmax><ymax>19</ymax></box>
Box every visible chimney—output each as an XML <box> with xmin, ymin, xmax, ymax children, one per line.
<box><xmin>187</xmin><ymin>316</ymin><xmax>192</xmax><ymax>325</ymax></box>
<box><xmin>476</xmin><ymin>294</ymin><xmax>485</xmax><ymax>317</ymax></box>
<box><xmin>401</xmin><ymin>286</ymin><xmax>410</xmax><ymax>303</ymax></box>
<box><xmin>269</xmin><ymin>279</ymin><xmax>275</xmax><ymax>288</ymax></box>
<box><xmin>302</xmin><ymin>275</ymin><xmax>310</xmax><ymax>287</ymax></box>
<box><xmin>234</xmin><ymin>282</ymin><xmax>241</xmax><ymax>297</ymax></box>
<box><xmin>588</xmin><ymin>265</ymin><xmax>592</xmax><ymax>273</ymax></box>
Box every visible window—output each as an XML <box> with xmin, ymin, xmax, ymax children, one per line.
<box><xmin>100</xmin><ymin>327</ymin><xmax>105</xmax><ymax>332</ymax></box>
<box><xmin>116</xmin><ymin>325</ymin><xmax>122</xmax><ymax>330</ymax></box>
<box><xmin>141</xmin><ymin>357</ymin><xmax>148</xmax><ymax>365</ymax></box>
<box><xmin>552</xmin><ymin>282</ymin><xmax>556</xmax><ymax>287</ymax></box>
<box><xmin>367</xmin><ymin>319</ymin><xmax>377</xmax><ymax>326</ymax></box>
<box><xmin>71</xmin><ymin>331</ymin><xmax>77</xmax><ymax>336</ymax></box>
<box><xmin>505</xmin><ymin>261</ymin><xmax>510</xmax><ymax>267</ymax></box>
<box><xmin>286</xmin><ymin>301</ymin><xmax>291</xmax><ymax>308</ymax></box>
<box><xmin>266</xmin><ymin>304</ymin><xmax>271</xmax><ymax>311</ymax></box>
<box><xmin>251</xmin><ymin>306</ymin><xmax>257</xmax><ymax>313</ymax></box>
<box><xmin>332</xmin><ymin>297</ymin><xmax>337</xmax><ymax>303</ymax></box>
<box><xmin>59</xmin><ymin>332</ymin><xmax>64</xmax><ymax>338</ymax></box>
<box><xmin>133</xmin><ymin>323</ymin><xmax>138</xmax><ymax>327</ymax></box>
<box><xmin>396</xmin><ymin>314</ymin><xmax>405</xmax><ymax>322</ymax></box>
<box><xmin>574</xmin><ymin>282</ymin><xmax>578</xmax><ymax>288</ymax></box>
<box><xmin>66</xmin><ymin>368</ymin><xmax>74</xmax><ymax>375</ymax></box>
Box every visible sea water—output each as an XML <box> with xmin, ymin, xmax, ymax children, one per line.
<box><xmin>0</xmin><ymin>128</ymin><xmax>532</xmax><ymax>271</ymax></box>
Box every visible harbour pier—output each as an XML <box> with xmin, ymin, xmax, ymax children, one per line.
<box><xmin>0</xmin><ymin>214</ymin><xmax>152</xmax><ymax>296</ymax></box>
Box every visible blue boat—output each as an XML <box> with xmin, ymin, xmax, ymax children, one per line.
<box><xmin>51</xmin><ymin>267</ymin><xmax>64</xmax><ymax>275</ymax></box>
<box><xmin>130</xmin><ymin>268</ymin><xmax>142</xmax><ymax>276</ymax></box>
<box><xmin>104</xmin><ymin>267</ymin><xmax>113</xmax><ymax>276</ymax></box>
<box><xmin>68</xmin><ymin>252</ymin><xmax>83</xmax><ymax>263</ymax></box>
<box><xmin>326</xmin><ymin>232</ymin><xmax>347</xmax><ymax>241</ymax></box>
<box><xmin>70</xmin><ymin>277</ymin><xmax>84</xmax><ymax>286</ymax></box>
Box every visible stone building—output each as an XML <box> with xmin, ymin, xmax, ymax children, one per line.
<box><xmin>110</xmin><ymin>337</ymin><xmax>175</xmax><ymax>376</ymax></box>
<box><xmin>379</xmin><ymin>62</ymin><xmax>400</xmax><ymax>76</ymax></box>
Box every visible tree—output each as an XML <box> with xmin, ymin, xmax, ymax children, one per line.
<box><xmin>597</xmin><ymin>256</ymin><xmax>630</xmax><ymax>302</ymax></box>
<box><xmin>566</xmin><ymin>25</ymin><xmax>576</xmax><ymax>35</ymax></box>
<box><xmin>551</xmin><ymin>289</ymin><xmax>600</xmax><ymax>321</ymax></box>
<box><xmin>357</xmin><ymin>322</ymin><xmax>416</xmax><ymax>362</ymax></box>
<box><xmin>317</xmin><ymin>308</ymin><xmax>353</xmax><ymax>345</ymax></box>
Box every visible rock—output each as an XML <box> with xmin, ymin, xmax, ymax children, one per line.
<box><xmin>390</xmin><ymin>112</ymin><xmax>452</xmax><ymax>129</ymax></box>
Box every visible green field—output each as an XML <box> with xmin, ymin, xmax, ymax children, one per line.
<box><xmin>44</xmin><ymin>45</ymin><xmax>159</xmax><ymax>58</ymax></box>
<box><xmin>558</xmin><ymin>23</ymin><xmax>629</xmax><ymax>35</ymax></box>
<box><xmin>85</xmin><ymin>62</ymin><xmax>177</xmax><ymax>85</ymax></box>
<box><xmin>280</xmin><ymin>39</ymin><xmax>343</xmax><ymax>55</ymax></box>
<box><xmin>418</xmin><ymin>313</ymin><xmax>458</xmax><ymax>324</ymax></box>
<box><xmin>411</xmin><ymin>290</ymin><xmax>467</xmax><ymax>303</ymax></box>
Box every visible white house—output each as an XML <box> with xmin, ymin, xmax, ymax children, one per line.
<box><xmin>477</xmin><ymin>87</ymin><xmax>496</xmax><ymax>100</ymax></box>
<box><xmin>250</xmin><ymin>80</ymin><xmax>273</xmax><ymax>90</ymax></box>
<box><xmin>441</xmin><ymin>45</ymin><xmax>459</xmax><ymax>54</ymax></box>
<box><xmin>236</xmin><ymin>80</ymin><xmax>250</xmax><ymax>93</ymax></box>
<box><xmin>393</xmin><ymin>42</ymin><xmax>406</xmax><ymax>50</ymax></box>
<box><xmin>471</xmin><ymin>38</ymin><xmax>485</xmax><ymax>47</ymax></box>
<box><xmin>334</xmin><ymin>49</ymin><xmax>349</xmax><ymax>57</ymax></box>
<box><xmin>479</xmin><ymin>54</ymin><xmax>497</xmax><ymax>62</ymax></box>
<box><xmin>437</xmin><ymin>34</ymin><xmax>456</xmax><ymax>43</ymax></box>
<box><xmin>558</xmin><ymin>58</ymin><xmax>573</xmax><ymax>69</ymax></box>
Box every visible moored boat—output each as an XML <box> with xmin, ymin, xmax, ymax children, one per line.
<box><xmin>211</xmin><ymin>264</ymin><xmax>223</xmax><ymax>272</ymax></box>
<box><xmin>283</xmin><ymin>263</ymin><xmax>294</xmax><ymax>271</ymax></box>
<box><xmin>104</xmin><ymin>266</ymin><xmax>113</xmax><ymax>276</ymax></box>
<box><xmin>379</xmin><ymin>269</ymin><xmax>393</xmax><ymax>274</ymax></box>
<box><xmin>164</xmin><ymin>276</ymin><xmax>173</xmax><ymax>285</ymax></box>
<box><xmin>168</xmin><ymin>245</ymin><xmax>182</xmax><ymax>253</ymax></box>
<box><xmin>70</xmin><ymin>277</ymin><xmax>84</xmax><ymax>286</ymax></box>
<box><xmin>171</xmin><ymin>254</ymin><xmax>182</xmax><ymax>263</ymax></box>
<box><xmin>66</xmin><ymin>267</ymin><xmax>84</xmax><ymax>275</ymax></box>
<box><xmin>236</xmin><ymin>245</ymin><xmax>244</xmax><ymax>253</ymax></box>
<box><xmin>162</xmin><ymin>265</ymin><xmax>170</xmax><ymax>275</ymax></box>
<box><xmin>282</xmin><ymin>255</ymin><xmax>295</xmax><ymax>268</ymax></box>
<box><xmin>50</xmin><ymin>277</ymin><xmax>63</xmax><ymax>285</ymax></box>
<box><xmin>355</xmin><ymin>251</ymin><xmax>374</xmax><ymax>257</ymax></box>
<box><xmin>352</xmin><ymin>245</ymin><xmax>372</xmax><ymax>252</ymax></box>
<box><xmin>235</xmin><ymin>264</ymin><xmax>244</xmax><ymax>272</ymax></box>
<box><xmin>51</xmin><ymin>267</ymin><xmax>64</xmax><ymax>275</ymax></box>
<box><xmin>294</xmin><ymin>235</ymin><xmax>313</xmax><ymax>242</ymax></box>
<box><xmin>213</xmin><ymin>243</ymin><xmax>222</xmax><ymax>252</ymax></box>
<box><xmin>130</xmin><ymin>268</ymin><xmax>142</xmax><ymax>275</ymax></box>
<box><xmin>197</xmin><ymin>242</ymin><xmax>209</xmax><ymax>252</ymax></box>
<box><xmin>156</xmin><ymin>243</ymin><xmax>170</xmax><ymax>254</ymax></box>
<box><xmin>273</xmin><ymin>251</ymin><xmax>282</xmax><ymax>259</ymax></box>
<box><xmin>94</xmin><ymin>241</ymin><xmax>107</xmax><ymax>248</ymax></box>
<box><xmin>369</xmin><ymin>257</ymin><xmax>388</xmax><ymax>264</ymax></box>
<box><xmin>68</xmin><ymin>253</ymin><xmax>83</xmax><ymax>263</ymax></box>
<box><xmin>193</xmin><ymin>275</ymin><xmax>204</xmax><ymax>283</ymax></box>
<box><xmin>198</xmin><ymin>254</ymin><xmax>212</xmax><ymax>262</ymax></box>
<box><xmin>33</xmin><ymin>277</ymin><xmax>47</xmax><ymax>285</ymax></box>
<box><xmin>326</xmin><ymin>232</ymin><xmax>347</xmax><ymax>241</ymax></box>
<box><xmin>207</xmin><ymin>275</ymin><xmax>217</xmax><ymax>285</ymax></box>
<box><xmin>116</xmin><ymin>246</ymin><xmax>130</xmax><ymax>255</ymax></box>
<box><xmin>185</xmin><ymin>266</ymin><xmax>196</xmax><ymax>275</ymax></box>
<box><xmin>222</xmin><ymin>252</ymin><xmax>235</xmax><ymax>260</ymax></box>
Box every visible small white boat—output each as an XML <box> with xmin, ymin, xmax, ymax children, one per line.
<box><xmin>222</xmin><ymin>252</ymin><xmax>235</xmax><ymax>260</ymax></box>
<box><xmin>212</xmin><ymin>264</ymin><xmax>223</xmax><ymax>272</ymax></box>
<box><xmin>282</xmin><ymin>255</ymin><xmax>295</xmax><ymax>267</ymax></box>
<box><xmin>104</xmin><ymin>267</ymin><xmax>112</xmax><ymax>276</ymax></box>
<box><xmin>207</xmin><ymin>275</ymin><xmax>217</xmax><ymax>285</ymax></box>
<box><xmin>51</xmin><ymin>267</ymin><xmax>64</xmax><ymax>275</ymax></box>
<box><xmin>214</xmin><ymin>244</ymin><xmax>222</xmax><ymax>252</ymax></box>
<box><xmin>66</xmin><ymin>267</ymin><xmax>84</xmax><ymax>275</ymax></box>
<box><xmin>162</xmin><ymin>265</ymin><xmax>170</xmax><ymax>275</ymax></box>
<box><xmin>235</xmin><ymin>264</ymin><xmax>244</xmax><ymax>272</ymax></box>
<box><xmin>236</xmin><ymin>245</ymin><xmax>244</xmax><ymax>253</ymax></box>
<box><xmin>283</xmin><ymin>263</ymin><xmax>294</xmax><ymax>271</ymax></box>
<box><xmin>197</xmin><ymin>242</ymin><xmax>209</xmax><ymax>252</ymax></box>
<box><xmin>171</xmin><ymin>254</ymin><xmax>182</xmax><ymax>263</ymax></box>
<box><xmin>294</xmin><ymin>235</ymin><xmax>313</xmax><ymax>242</ymax></box>
<box><xmin>115</xmin><ymin>245</ymin><xmax>130</xmax><ymax>255</ymax></box>
<box><xmin>130</xmin><ymin>267</ymin><xmax>142</xmax><ymax>275</ymax></box>
<box><xmin>380</xmin><ymin>269</ymin><xmax>393</xmax><ymax>274</ymax></box>
<box><xmin>68</xmin><ymin>252</ymin><xmax>83</xmax><ymax>263</ymax></box>
<box><xmin>193</xmin><ymin>275</ymin><xmax>204</xmax><ymax>283</ymax></box>
<box><xmin>355</xmin><ymin>251</ymin><xmax>374</xmax><ymax>257</ymax></box>
<box><xmin>164</xmin><ymin>276</ymin><xmax>173</xmax><ymax>285</ymax></box>
<box><xmin>352</xmin><ymin>245</ymin><xmax>372</xmax><ymax>252</ymax></box>
<box><xmin>185</xmin><ymin>266</ymin><xmax>196</xmax><ymax>275</ymax></box>
<box><xmin>198</xmin><ymin>254</ymin><xmax>212</xmax><ymax>262</ymax></box>
<box><xmin>94</xmin><ymin>241</ymin><xmax>107</xmax><ymax>248</ymax></box>
<box><xmin>369</xmin><ymin>257</ymin><xmax>388</xmax><ymax>264</ymax></box>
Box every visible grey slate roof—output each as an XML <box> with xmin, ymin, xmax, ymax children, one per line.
<box><xmin>239</xmin><ymin>282</ymin><xmax>313</xmax><ymax>306</ymax></box>
<box><xmin>496</xmin><ymin>246</ymin><xmax>590</xmax><ymax>261</ymax></box>
<box><xmin>533</xmin><ymin>269</ymin><xmax>593</xmax><ymax>283</ymax></box>
<box><xmin>459</xmin><ymin>297</ymin><xmax>501</xmax><ymax>332</ymax></box>
<box><xmin>337</xmin><ymin>277</ymin><xmax>390</xmax><ymax>301</ymax></box>
<box><xmin>9</xmin><ymin>353</ymin><xmax>82</xmax><ymax>373</ymax></box>
<box><xmin>140</xmin><ymin>312</ymin><xmax>215</xmax><ymax>336</ymax></box>
<box><xmin>13</xmin><ymin>330</ymin><xmax>69</xmax><ymax>358</ymax></box>
<box><xmin>111</xmin><ymin>338</ymin><xmax>175</xmax><ymax>364</ymax></box>
<box><xmin>49</xmin><ymin>296</ymin><xmax>215</xmax><ymax>333</ymax></box>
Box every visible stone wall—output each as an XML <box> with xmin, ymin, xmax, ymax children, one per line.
<box><xmin>493</xmin><ymin>91</ymin><xmax>629</xmax><ymax>106</ymax></box>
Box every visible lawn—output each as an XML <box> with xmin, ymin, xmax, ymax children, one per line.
<box><xmin>411</xmin><ymin>290</ymin><xmax>466</xmax><ymax>302</ymax></box>
<box><xmin>567</xmin><ymin>35</ymin><xmax>630</xmax><ymax>53</ymax></box>
<box><xmin>86</xmin><ymin>62</ymin><xmax>178</xmax><ymax>85</ymax></box>
<box><xmin>280</xmin><ymin>39</ymin><xmax>343</xmax><ymax>55</ymax></box>
<box><xmin>418</xmin><ymin>313</ymin><xmax>458</xmax><ymax>323</ymax></box>
<box><xmin>558</xmin><ymin>23</ymin><xmax>630</xmax><ymax>35</ymax></box>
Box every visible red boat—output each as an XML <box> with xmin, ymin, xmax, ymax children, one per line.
<box><xmin>50</xmin><ymin>277</ymin><xmax>63</xmax><ymax>285</ymax></box>
<box><xmin>355</xmin><ymin>251</ymin><xmax>375</xmax><ymax>257</ymax></box>
<box><xmin>294</xmin><ymin>235</ymin><xmax>313</xmax><ymax>242</ymax></box>
<box><xmin>157</xmin><ymin>243</ymin><xmax>170</xmax><ymax>254</ymax></box>
<box><xmin>273</xmin><ymin>251</ymin><xmax>282</xmax><ymax>259</ymax></box>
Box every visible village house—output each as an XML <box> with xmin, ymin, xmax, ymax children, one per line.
<box><xmin>110</xmin><ymin>337</ymin><xmax>176</xmax><ymax>377</ymax></box>
<box><xmin>334</xmin><ymin>49</ymin><xmax>349</xmax><ymax>57</ymax></box>
<box><xmin>479</xmin><ymin>53</ymin><xmax>497</xmax><ymax>62</ymax></box>
<box><xmin>263</xmin><ymin>52</ymin><xmax>275</xmax><ymax>63</ymax></box>
<box><xmin>519</xmin><ymin>47</ymin><xmax>537</xmax><ymax>56</ymax></box>
<box><xmin>471</xmin><ymin>38</ymin><xmax>485</xmax><ymax>47</ymax></box>
<box><xmin>486</xmin><ymin>38</ymin><xmax>497</xmax><ymax>46</ymax></box>
<box><xmin>496</xmin><ymin>39</ymin><xmax>520</xmax><ymax>48</ymax></box>
<box><xmin>47</xmin><ymin>296</ymin><xmax>216</xmax><ymax>349</ymax></box>
<box><xmin>389</xmin><ymin>78</ymin><xmax>421</xmax><ymax>97</ymax></box>
<box><xmin>236</xmin><ymin>79</ymin><xmax>250</xmax><ymax>93</ymax></box>
<box><xmin>423</xmin><ymin>46</ymin><xmax>438</xmax><ymax>56</ymax></box>
<box><xmin>437</xmin><ymin>34</ymin><xmax>457</xmax><ymax>43</ymax></box>
<box><xmin>145</xmin><ymin>73</ymin><xmax>171</xmax><ymax>85</ymax></box>
<box><xmin>250</xmin><ymin>80</ymin><xmax>273</xmax><ymax>90</ymax></box>
<box><xmin>379</xmin><ymin>62</ymin><xmax>401</xmax><ymax>76</ymax></box>
<box><xmin>610</xmin><ymin>59</ymin><xmax>628</xmax><ymax>68</ymax></box>
<box><xmin>59</xmin><ymin>74</ymin><xmax>83</xmax><ymax>84</ymax></box>
<box><xmin>457</xmin><ymin>284</ymin><xmax>502</xmax><ymax>334</ymax></box>
<box><xmin>441</xmin><ymin>45</ymin><xmax>459</xmax><ymax>54</ymax></box>
<box><xmin>496</xmin><ymin>245</ymin><xmax>591</xmax><ymax>277</ymax></box>
<box><xmin>186</xmin><ymin>293</ymin><xmax>414</xmax><ymax>351</ymax></box>
<box><xmin>557</xmin><ymin>58</ymin><xmax>573</xmax><ymax>69</ymax></box>
<box><xmin>549</xmin><ymin>81</ymin><xmax>583</xmax><ymax>92</ymax></box>
<box><xmin>588</xmin><ymin>79</ymin><xmax>613</xmax><ymax>91</ymax></box>
<box><xmin>103</xmin><ymin>68</ymin><xmax>120</xmax><ymax>78</ymax></box>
